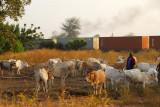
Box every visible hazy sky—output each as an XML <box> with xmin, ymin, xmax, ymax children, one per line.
<box><xmin>8</xmin><ymin>0</ymin><xmax>160</xmax><ymax>38</ymax></box>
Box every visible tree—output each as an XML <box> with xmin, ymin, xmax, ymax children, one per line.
<box><xmin>0</xmin><ymin>22</ymin><xmax>22</xmax><ymax>53</ymax></box>
<box><xmin>51</xmin><ymin>31</ymin><xmax>67</xmax><ymax>38</ymax></box>
<box><xmin>0</xmin><ymin>0</ymin><xmax>31</xmax><ymax>22</ymax></box>
<box><xmin>126</xmin><ymin>32</ymin><xmax>135</xmax><ymax>36</ymax></box>
<box><xmin>61</xmin><ymin>17</ymin><xmax>81</xmax><ymax>38</ymax></box>
<box><xmin>94</xmin><ymin>34</ymin><xmax>100</xmax><ymax>37</ymax></box>
<box><xmin>19</xmin><ymin>24</ymin><xmax>44</xmax><ymax>49</ymax></box>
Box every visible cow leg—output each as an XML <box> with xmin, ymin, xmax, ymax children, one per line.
<box><xmin>61</xmin><ymin>73</ymin><xmax>68</xmax><ymax>87</ymax></box>
<box><xmin>114</xmin><ymin>82</ymin><xmax>118</xmax><ymax>91</ymax></box>
<box><xmin>95</xmin><ymin>83</ymin><xmax>98</xmax><ymax>95</ymax></box>
<box><xmin>1</xmin><ymin>69</ymin><xmax>3</xmax><ymax>76</ymax></box>
<box><xmin>125</xmin><ymin>81</ymin><xmax>130</xmax><ymax>91</ymax></box>
<box><xmin>111</xmin><ymin>78</ymin><xmax>114</xmax><ymax>90</ymax></box>
<box><xmin>35</xmin><ymin>82</ymin><xmax>40</xmax><ymax>93</ymax></box>
<box><xmin>142</xmin><ymin>82</ymin><xmax>146</xmax><ymax>89</ymax></box>
<box><xmin>17</xmin><ymin>69</ymin><xmax>20</xmax><ymax>75</ymax></box>
<box><xmin>44</xmin><ymin>81</ymin><xmax>48</xmax><ymax>93</ymax></box>
<box><xmin>99</xmin><ymin>84</ymin><xmax>102</xmax><ymax>95</ymax></box>
<box><xmin>104</xmin><ymin>80</ymin><xmax>106</xmax><ymax>89</ymax></box>
<box><xmin>93</xmin><ymin>84</ymin><xmax>96</xmax><ymax>95</ymax></box>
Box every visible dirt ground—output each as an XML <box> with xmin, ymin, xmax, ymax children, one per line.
<box><xmin>1</xmin><ymin>68</ymin><xmax>159</xmax><ymax>106</ymax></box>
<box><xmin>0</xmin><ymin>67</ymin><xmax>94</xmax><ymax>102</ymax></box>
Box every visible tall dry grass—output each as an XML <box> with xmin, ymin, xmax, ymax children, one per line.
<box><xmin>0</xmin><ymin>48</ymin><xmax>159</xmax><ymax>65</ymax></box>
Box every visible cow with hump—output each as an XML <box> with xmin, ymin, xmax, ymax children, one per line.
<box><xmin>85</xmin><ymin>69</ymin><xmax>106</xmax><ymax>95</ymax></box>
<box><xmin>124</xmin><ymin>69</ymin><xmax>158</xmax><ymax>91</ymax></box>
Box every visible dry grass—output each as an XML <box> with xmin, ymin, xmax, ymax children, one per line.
<box><xmin>1</xmin><ymin>48</ymin><xmax>159</xmax><ymax>65</ymax></box>
<box><xmin>0</xmin><ymin>48</ymin><xmax>160</xmax><ymax>106</ymax></box>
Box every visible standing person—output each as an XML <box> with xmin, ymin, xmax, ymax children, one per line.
<box><xmin>126</xmin><ymin>52</ymin><xmax>136</xmax><ymax>70</ymax></box>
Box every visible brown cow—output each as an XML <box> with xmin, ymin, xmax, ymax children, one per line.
<box><xmin>85</xmin><ymin>69</ymin><xmax>106</xmax><ymax>95</ymax></box>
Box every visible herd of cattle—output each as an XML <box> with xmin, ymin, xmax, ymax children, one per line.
<box><xmin>0</xmin><ymin>56</ymin><xmax>160</xmax><ymax>95</ymax></box>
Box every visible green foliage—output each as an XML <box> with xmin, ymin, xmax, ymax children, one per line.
<box><xmin>0</xmin><ymin>36</ymin><xmax>6</xmax><ymax>54</ymax></box>
<box><xmin>0</xmin><ymin>22</ymin><xmax>43</xmax><ymax>54</ymax></box>
<box><xmin>61</xmin><ymin>17</ymin><xmax>81</xmax><ymax>38</ymax></box>
<box><xmin>65</xmin><ymin>38</ymin><xmax>87</xmax><ymax>50</ymax></box>
<box><xmin>18</xmin><ymin>24</ymin><xmax>44</xmax><ymax>49</ymax></box>
<box><xmin>0</xmin><ymin>22</ymin><xmax>18</xmax><ymax>53</ymax></box>
<box><xmin>11</xmin><ymin>41</ymin><xmax>24</xmax><ymax>52</ymax></box>
<box><xmin>39</xmin><ymin>40</ymin><xmax>55</xmax><ymax>49</ymax></box>
<box><xmin>0</xmin><ymin>0</ymin><xmax>32</xmax><ymax>22</ymax></box>
<box><xmin>55</xmin><ymin>42</ymin><xmax>64</xmax><ymax>49</ymax></box>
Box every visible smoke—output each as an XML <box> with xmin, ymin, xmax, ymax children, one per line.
<box><xmin>81</xmin><ymin>0</ymin><xmax>160</xmax><ymax>37</ymax></box>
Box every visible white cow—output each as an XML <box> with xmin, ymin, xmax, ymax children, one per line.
<box><xmin>46</xmin><ymin>58</ymin><xmax>62</xmax><ymax>66</ymax></box>
<box><xmin>35</xmin><ymin>68</ymin><xmax>54</xmax><ymax>93</ymax></box>
<box><xmin>52</xmin><ymin>62</ymin><xmax>73</xmax><ymax>86</ymax></box>
<box><xmin>100</xmin><ymin>63</ymin><xmax>107</xmax><ymax>71</ymax></box>
<box><xmin>9</xmin><ymin>59</ymin><xmax>29</xmax><ymax>75</ymax></box>
<box><xmin>15</xmin><ymin>60</ymin><xmax>28</xmax><ymax>75</ymax></box>
<box><xmin>105</xmin><ymin>66</ymin><xmax>125</xmax><ymax>90</ymax></box>
<box><xmin>87</xmin><ymin>58</ymin><xmax>101</xmax><ymax>64</ymax></box>
<box><xmin>124</xmin><ymin>69</ymin><xmax>158</xmax><ymax>91</ymax></box>
<box><xmin>137</xmin><ymin>62</ymin><xmax>157</xmax><ymax>71</ymax></box>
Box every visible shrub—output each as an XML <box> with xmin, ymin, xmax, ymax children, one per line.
<box><xmin>39</xmin><ymin>40</ymin><xmax>55</xmax><ymax>49</ymax></box>
<box><xmin>11</xmin><ymin>41</ymin><xmax>24</xmax><ymax>53</ymax></box>
<box><xmin>55</xmin><ymin>42</ymin><xmax>64</xmax><ymax>49</ymax></box>
<box><xmin>65</xmin><ymin>38</ymin><xmax>87</xmax><ymax>50</ymax></box>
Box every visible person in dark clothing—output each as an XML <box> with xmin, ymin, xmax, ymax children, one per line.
<box><xmin>126</xmin><ymin>52</ymin><xmax>136</xmax><ymax>70</ymax></box>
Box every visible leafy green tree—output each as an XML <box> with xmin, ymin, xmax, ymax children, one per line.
<box><xmin>0</xmin><ymin>22</ymin><xmax>17</xmax><ymax>52</ymax></box>
<box><xmin>0</xmin><ymin>0</ymin><xmax>31</xmax><ymax>22</ymax></box>
<box><xmin>19</xmin><ymin>24</ymin><xmax>44</xmax><ymax>49</ymax></box>
<box><xmin>61</xmin><ymin>17</ymin><xmax>81</xmax><ymax>38</ymax></box>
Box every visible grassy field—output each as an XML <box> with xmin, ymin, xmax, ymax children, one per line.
<box><xmin>0</xmin><ymin>48</ymin><xmax>160</xmax><ymax>106</ymax></box>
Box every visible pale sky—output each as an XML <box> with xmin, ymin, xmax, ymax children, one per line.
<box><xmin>7</xmin><ymin>0</ymin><xmax>160</xmax><ymax>38</ymax></box>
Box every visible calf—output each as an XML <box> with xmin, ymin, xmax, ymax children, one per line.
<box><xmin>85</xmin><ymin>69</ymin><xmax>106</xmax><ymax>95</ymax></box>
<box><xmin>35</xmin><ymin>68</ymin><xmax>54</xmax><ymax>93</ymax></box>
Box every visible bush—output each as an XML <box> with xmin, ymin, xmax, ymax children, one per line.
<box><xmin>65</xmin><ymin>38</ymin><xmax>87</xmax><ymax>50</ymax></box>
<box><xmin>55</xmin><ymin>43</ymin><xmax>64</xmax><ymax>49</ymax></box>
<box><xmin>0</xmin><ymin>36</ymin><xmax>7</xmax><ymax>54</ymax></box>
<box><xmin>11</xmin><ymin>41</ymin><xmax>24</xmax><ymax>52</ymax></box>
<box><xmin>39</xmin><ymin>40</ymin><xmax>55</xmax><ymax>49</ymax></box>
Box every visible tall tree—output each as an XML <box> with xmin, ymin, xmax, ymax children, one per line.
<box><xmin>0</xmin><ymin>0</ymin><xmax>31</xmax><ymax>22</ymax></box>
<box><xmin>61</xmin><ymin>17</ymin><xmax>81</xmax><ymax>38</ymax></box>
